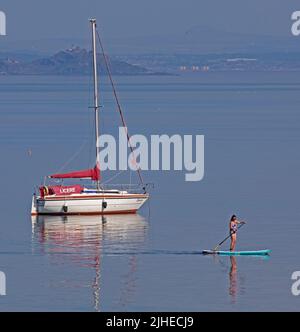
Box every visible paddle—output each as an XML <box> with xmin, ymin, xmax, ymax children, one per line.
<box><xmin>213</xmin><ymin>222</ymin><xmax>246</xmax><ymax>251</ymax></box>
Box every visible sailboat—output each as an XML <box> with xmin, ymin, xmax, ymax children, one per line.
<box><xmin>31</xmin><ymin>19</ymin><xmax>149</xmax><ymax>216</ymax></box>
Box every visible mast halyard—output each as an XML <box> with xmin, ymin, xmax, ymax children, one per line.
<box><xmin>90</xmin><ymin>18</ymin><xmax>101</xmax><ymax>190</ymax></box>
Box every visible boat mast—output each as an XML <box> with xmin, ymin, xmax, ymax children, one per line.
<box><xmin>90</xmin><ymin>18</ymin><xmax>100</xmax><ymax>190</ymax></box>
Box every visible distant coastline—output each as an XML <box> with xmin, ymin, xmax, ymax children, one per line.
<box><xmin>1</xmin><ymin>47</ymin><xmax>300</xmax><ymax>76</ymax></box>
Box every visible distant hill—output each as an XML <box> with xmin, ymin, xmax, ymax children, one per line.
<box><xmin>0</xmin><ymin>47</ymin><xmax>155</xmax><ymax>75</ymax></box>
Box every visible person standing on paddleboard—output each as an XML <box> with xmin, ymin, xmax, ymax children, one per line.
<box><xmin>229</xmin><ymin>215</ymin><xmax>246</xmax><ymax>251</ymax></box>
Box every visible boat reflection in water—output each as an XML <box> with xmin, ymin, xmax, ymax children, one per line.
<box><xmin>31</xmin><ymin>214</ymin><xmax>148</xmax><ymax>311</ymax></box>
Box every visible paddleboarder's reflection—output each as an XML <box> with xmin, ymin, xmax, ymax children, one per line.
<box><xmin>229</xmin><ymin>256</ymin><xmax>238</xmax><ymax>303</ymax></box>
<box><xmin>212</xmin><ymin>254</ymin><xmax>240</xmax><ymax>303</ymax></box>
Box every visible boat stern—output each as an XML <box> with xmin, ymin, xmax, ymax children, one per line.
<box><xmin>31</xmin><ymin>193</ymin><xmax>38</xmax><ymax>216</ymax></box>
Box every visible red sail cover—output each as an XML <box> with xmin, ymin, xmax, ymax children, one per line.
<box><xmin>49</xmin><ymin>163</ymin><xmax>100</xmax><ymax>181</ymax></box>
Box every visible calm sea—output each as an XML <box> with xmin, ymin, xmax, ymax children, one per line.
<box><xmin>0</xmin><ymin>72</ymin><xmax>299</xmax><ymax>311</ymax></box>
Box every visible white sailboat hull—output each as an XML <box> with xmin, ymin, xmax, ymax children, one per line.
<box><xmin>31</xmin><ymin>192</ymin><xmax>149</xmax><ymax>216</ymax></box>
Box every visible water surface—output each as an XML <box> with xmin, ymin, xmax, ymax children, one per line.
<box><xmin>0</xmin><ymin>73</ymin><xmax>299</xmax><ymax>311</ymax></box>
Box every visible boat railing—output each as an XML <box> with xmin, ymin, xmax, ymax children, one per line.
<box><xmin>99</xmin><ymin>182</ymin><xmax>154</xmax><ymax>193</ymax></box>
<box><xmin>34</xmin><ymin>182</ymin><xmax>154</xmax><ymax>195</ymax></box>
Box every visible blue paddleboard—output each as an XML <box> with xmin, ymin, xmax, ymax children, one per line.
<box><xmin>202</xmin><ymin>249</ymin><xmax>271</xmax><ymax>256</ymax></box>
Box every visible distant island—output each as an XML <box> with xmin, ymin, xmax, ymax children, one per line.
<box><xmin>0</xmin><ymin>46</ymin><xmax>159</xmax><ymax>76</ymax></box>
<box><xmin>1</xmin><ymin>46</ymin><xmax>300</xmax><ymax>75</ymax></box>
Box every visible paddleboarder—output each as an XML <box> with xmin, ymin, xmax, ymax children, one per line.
<box><xmin>229</xmin><ymin>215</ymin><xmax>246</xmax><ymax>251</ymax></box>
<box><xmin>202</xmin><ymin>216</ymin><xmax>270</xmax><ymax>255</ymax></box>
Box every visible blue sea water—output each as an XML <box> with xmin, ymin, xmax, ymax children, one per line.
<box><xmin>0</xmin><ymin>72</ymin><xmax>299</xmax><ymax>311</ymax></box>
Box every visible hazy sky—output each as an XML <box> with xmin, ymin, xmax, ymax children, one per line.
<box><xmin>0</xmin><ymin>0</ymin><xmax>298</xmax><ymax>41</ymax></box>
